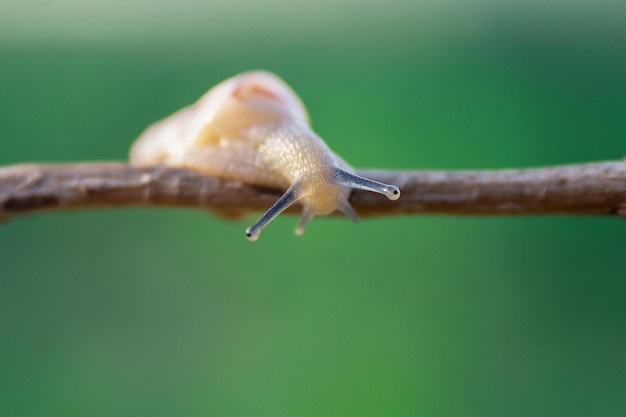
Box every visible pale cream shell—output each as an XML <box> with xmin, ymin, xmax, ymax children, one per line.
<box><xmin>129</xmin><ymin>71</ymin><xmax>316</xmax><ymax>190</ymax></box>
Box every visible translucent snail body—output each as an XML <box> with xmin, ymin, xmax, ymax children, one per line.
<box><xmin>130</xmin><ymin>71</ymin><xmax>400</xmax><ymax>241</ymax></box>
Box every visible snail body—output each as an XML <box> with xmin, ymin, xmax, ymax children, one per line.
<box><xmin>130</xmin><ymin>71</ymin><xmax>400</xmax><ymax>241</ymax></box>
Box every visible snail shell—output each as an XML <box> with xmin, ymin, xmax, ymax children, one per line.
<box><xmin>130</xmin><ymin>71</ymin><xmax>400</xmax><ymax>241</ymax></box>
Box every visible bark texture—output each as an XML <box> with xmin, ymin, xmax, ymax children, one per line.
<box><xmin>1</xmin><ymin>161</ymin><xmax>626</xmax><ymax>222</ymax></box>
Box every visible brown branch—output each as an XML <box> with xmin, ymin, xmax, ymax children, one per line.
<box><xmin>1</xmin><ymin>161</ymin><xmax>626</xmax><ymax>222</ymax></box>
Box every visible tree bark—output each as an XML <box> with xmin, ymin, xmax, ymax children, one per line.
<box><xmin>1</xmin><ymin>161</ymin><xmax>626</xmax><ymax>222</ymax></box>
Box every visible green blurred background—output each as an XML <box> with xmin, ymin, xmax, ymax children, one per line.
<box><xmin>1</xmin><ymin>1</ymin><xmax>626</xmax><ymax>416</ymax></box>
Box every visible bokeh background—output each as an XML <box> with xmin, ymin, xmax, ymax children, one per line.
<box><xmin>1</xmin><ymin>1</ymin><xmax>626</xmax><ymax>416</ymax></box>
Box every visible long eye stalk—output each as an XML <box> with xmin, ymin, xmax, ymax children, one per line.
<box><xmin>332</xmin><ymin>168</ymin><xmax>401</xmax><ymax>200</ymax></box>
<box><xmin>245</xmin><ymin>183</ymin><xmax>301</xmax><ymax>241</ymax></box>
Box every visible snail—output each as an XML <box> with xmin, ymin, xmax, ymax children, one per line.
<box><xmin>130</xmin><ymin>71</ymin><xmax>400</xmax><ymax>241</ymax></box>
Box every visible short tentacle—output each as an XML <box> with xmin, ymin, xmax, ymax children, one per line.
<box><xmin>295</xmin><ymin>207</ymin><xmax>315</xmax><ymax>236</ymax></box>
<box><xmin>332</xmin><ymin>168</ymin><xmax>401</xmax><ymax>200</ymax></box>
<box><xmin>338</xmin><ymin>194</ymin><xmax>359</xmax><ymax>223</ymax></box>
<box><xmin>245</xmin><ymin>183</ymin><xmax>302</xmax><ymax>241</ymax></box>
